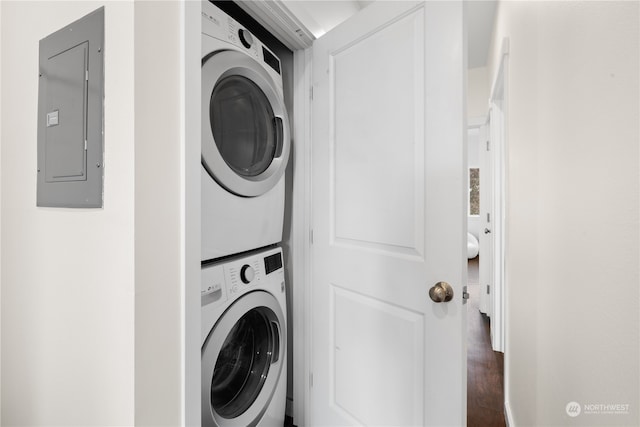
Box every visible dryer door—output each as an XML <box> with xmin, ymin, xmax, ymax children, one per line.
<box><xmin>202</xmin><ymin>291</ymin><xmax>285</xmax><ymax>427</ymax></box>
<box><xmin>202</xmin><ymin>50</ymin><xmax>290</xmax><ymax>197</ymax></box>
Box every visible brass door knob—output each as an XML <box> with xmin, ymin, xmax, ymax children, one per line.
<box><xmin>429</xmin><ymin>281</ymin><xmax>454</xmax><ymax>303</ymax></box>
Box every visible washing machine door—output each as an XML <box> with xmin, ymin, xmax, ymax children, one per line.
<box><xmin>202</xmin><ymin>291</ymin><xmax>285</xmax><ymax>427</ymax></box>
<box><xmin>202</xmin><ymin>50</ymin><xmax>291</xmax><ymax>197</ymax></box>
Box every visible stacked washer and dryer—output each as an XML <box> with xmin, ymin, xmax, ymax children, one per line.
<box><xmin>200</xmin><ymin>2</ymin><xmax>290</xmax><ymax>426</ymax></box>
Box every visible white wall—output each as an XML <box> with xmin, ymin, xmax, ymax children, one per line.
<box><xmin>488</xmin><ymin>2</ymin><xmax>639</xmax><ymax>425</ymax></box>
<box><xmin>468</xmin><ymin>128</ymin><xmax>480</xmax><ymax>169</ymax></box>
<box><xmin>134</xmin><ymin>1</ymin><xmax>190</xmax><ymax>424</ymax></box>
<box><xmin>0</xmin><ymin>3</ymin><xmax>3</xmax><ymax>421</ymax></box>
<box><xmin>468</xmin><ymin>66</ymin><xmax>489</xmax><ymax>119</ymax></box>
<box><xmin>1</xmin><ymin>2</ymin><xmax>135</xmax><ymax>425</ymax></box>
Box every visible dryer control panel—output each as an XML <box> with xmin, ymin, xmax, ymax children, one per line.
<box><xmin>202</xmin><ymin>1</ymin><xmax>282</xmax><ymax>77</ymax></box>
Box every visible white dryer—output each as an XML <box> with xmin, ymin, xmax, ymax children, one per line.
<box><xmin>201</xmin><ymin>1</ymin><xmax>291</xmax><ymax>262</ymax></box>
<box><xmin>201</xmin><ymin>247</ymin><xmax>287</xmax><ymax>426</ymax></box>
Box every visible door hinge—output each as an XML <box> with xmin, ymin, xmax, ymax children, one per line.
<box><xmin>486</xmin><ymin>140</ymin><xmax>490</xmax><ymax>151</ymax></box>
<box><xmin>310</xmin><ymin>86</ymin><xmax>314</xmax><ymax>100</ymax></box>
<box><xmin>84</xmin><ymin>139</ymin><xmax>88</xmax><ymax>150</ymax></box>
<box><xmin>310</xmin><ymin>373</ymin><xmax>314</xmax><ymax>388</ymax></box>
<box><xmin>462</xmin><ymin>285</ymin><xmax>469</xmax><ymax>304</ymax></box>
<box><xmin>487</xmin><ymin>213</ymin><xmax>491</xmax><ymax>223</ymax></box>
<box><xmin>310</xmin><ymin>229</ymin><xmax>314</xmax><ymax>244</ymax></box>
<box><xmin>486</xmin><ymin>284</ymin><xmax>491</xmax><ymax>295</ymax></box>
<box><xmin>86</xmin><ymin>70</ymin><xmax>89</xmax><ymax>81</ymax></box>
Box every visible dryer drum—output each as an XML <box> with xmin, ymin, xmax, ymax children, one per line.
<box><xmin>210</xmin><ymin>75</ymin><xmax>278</xmax><ymax>178</ymax></box>
<box><xmin>210</xmin><ymin>307</ymin><xmax>280</xmax><ymax>419</ymax></box>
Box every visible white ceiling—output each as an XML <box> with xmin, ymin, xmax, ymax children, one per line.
<box><xmin>282</xmin><ymin>0</ymin><xmax>497</xmax><ymax>69</ymax></box>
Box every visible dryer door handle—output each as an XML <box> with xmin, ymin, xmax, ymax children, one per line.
<box><xmin>273</xmin><ymin>117</ymin><xmax>284</xmax><ymax>158</ymax></box>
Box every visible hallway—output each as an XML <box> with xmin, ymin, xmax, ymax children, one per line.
<box><xmin>467</xmin><ymin>258</ymin><xmax>505</xmax><ymax>427</ymax></box>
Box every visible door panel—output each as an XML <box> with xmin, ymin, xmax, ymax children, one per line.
<box><xmin>331</xmin><ymin>9</ymin><xmax>424</xmax><ymax>256</ymax></box>
<box><xmin>333</xmin><ymin>286</ymin><xmax>424</xmax><ymax>426</ymax></box>
<box><xmin>311</xmin><ymin>1</ymin><xmax>466</xmax><ymax>425</ymax></box>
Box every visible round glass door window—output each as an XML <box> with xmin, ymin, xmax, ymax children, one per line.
<box><xmin>210</xmin><ymin>75</ymin><xmax>277</xmax><ymax>178</ymax></box>
<box><xmin>210</xmin><ymin>307</ymin><xmax>280</xmax><ymax>418</ymax></box>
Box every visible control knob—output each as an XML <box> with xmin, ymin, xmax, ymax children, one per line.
<box><xmin>238</xmin><ymin>29</ymin><xmax>253</xmax><ymax>49</ymax></box>
<box><xmin>240</xmin><ymin>264</ymin><xmax>255</xmax><ymax>284</ymax></box>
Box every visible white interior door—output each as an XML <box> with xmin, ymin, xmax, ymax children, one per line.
<box><xmin>310</xmin><ymin>1</ymin><xmax>466</xmax><ymax>425</ymax></box>
<box><xmin>479</xmin><ymin>123</ymin><xmax>493</xmax><ymax>317</ymax></box>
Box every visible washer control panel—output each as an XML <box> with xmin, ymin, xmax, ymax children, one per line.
<box><xmin>201</xmin><ymin>247</ymin><xmax>284</xmax><ymax>307</ymax></box>
<box><xmin>201</xmin><ymin>262</ymin><xmax>227</xmax><ymax>308</ymax></box>
<box><xmin>226</xmin><ymin>258</ymin><xmax>262</xmax><ymax>297</ymax></box>
<box><xmin>240</xmin><ymin>264</ymin><xmax>255</xmax><ymax>283</ymax></box>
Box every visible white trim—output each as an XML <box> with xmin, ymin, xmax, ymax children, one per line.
<box><xmin>291</xmin><ymin>47</ymin><xmax>313</xmax><ymax>427</ymax></box>
<box><xmin>489</xmin><ymin>35</ymin><xmax>510</xmax><ymax>427</ymax></box>
<box><xmin>184</xmin><ymin>1</ymin><xmax>201</xmax><ymax>425</ymax></box>
<box><xmin>489</xmin><ymin>37</ymin><xmax>509</xmax><ymax>104</ymax></box>
<box><xmin>500</xmin><ymin>38</ymin><xmax>511</xmax><ymax>415</ymax></box>
<box><xmin>488</xmin><ymin>37</ymin><xmax>508</xmax><ymax>354</ymax></box>
<box><xmin>504</xmin><ymin>400</ymin><xmax>515</xmax><ymax>427</ymax></box>
<box><xmin>468</xmin><ymin>115</ymin><xmax>487</xmax><ymax>129</ymax></box>
<box><xmin>237</xmin><ymin>0</ymin><xmax>315</xmax><ymax>50</ymax></box>
<box><xmin>488</xmin><ymin>105</ymin><xmax>504</xmax><ymax>350</ymax></box>
<box><xmin>488</xmin><ymin>103</ymin><xmax>504</xmax><ymax>352</ymax></box>
<box><xmin>0</xmin><ymin>2</ymin><xmax>4</xmax><ymax>421</ymax></box>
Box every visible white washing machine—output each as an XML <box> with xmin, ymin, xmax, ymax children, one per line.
<box><xmin>201</xmin><ymin>1</ymin><xmax>291</xmax><ymax>262</ymax></box>
<box><xmin>201</xmin><ymin>246</ymin><xmax>287</xmax><ymax>427</ymax></box>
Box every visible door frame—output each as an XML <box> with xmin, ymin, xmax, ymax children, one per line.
<box><xmin>212</xmin><ymin>2</ymin><xmax>315</xmax><ymax>424</ymax></box>
<box><xmin>290</xmin><ymin>46</ymin><xmax>313</xmax><ymax>427</ymax></box>
<box><xmin>468</xmin><ymin>116</ymin><xmax>490</xmax><ymax>316</ymax></box>
<box><xmin>183</xmin><ymin>1</ymin><xmax>310</xmax><ymax>425</ymax></box>
<box><xmin>488</xmin><ymin>38</ymin><xmax>509</xmax><ymax>355</ymax></box>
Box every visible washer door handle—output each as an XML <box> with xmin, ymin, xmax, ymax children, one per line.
<box><xmin>270</xmin><ymin>321</ymin><xmax>280</xmax><ymax>364</ymax></box>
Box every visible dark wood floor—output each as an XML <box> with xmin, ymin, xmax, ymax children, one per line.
<box><xmin>467</xmin><ymin>257</ymin><xmax>506</xmax><ymax>427</ymax></box>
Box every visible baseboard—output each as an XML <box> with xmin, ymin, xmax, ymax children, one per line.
<box><xmin>504</xmin><ymin>400</ymin><xmax>515</xmax><ymax>427</ymax></box>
